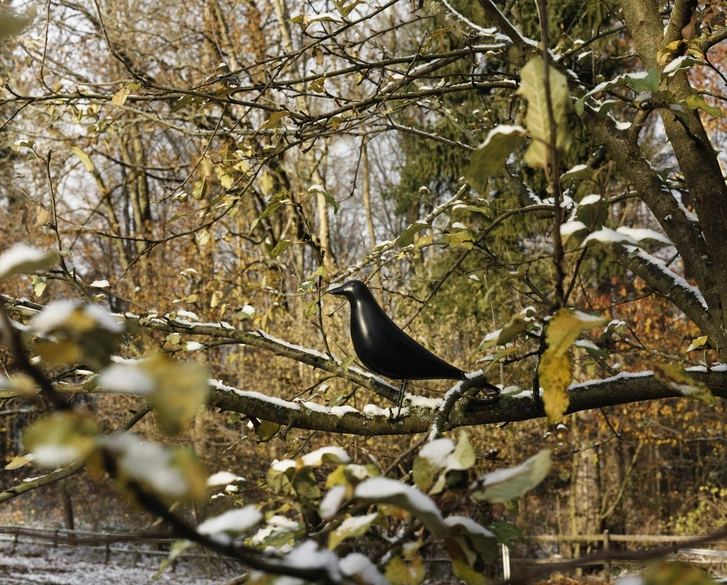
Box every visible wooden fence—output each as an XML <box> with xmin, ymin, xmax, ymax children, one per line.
<box><xmin>1</xmin><ymin>524</ymin><xmax>725</xmax><ymax>581</ymax></box>
<box><xmin>505</xmin><ymin>531</ymin><xmax>727</xmax><ymax>582</ymax></box>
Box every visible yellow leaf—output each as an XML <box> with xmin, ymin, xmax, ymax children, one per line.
<box><xmin>145</xmin><ymin>353</ymin><xmax>210</xmax><ymax>435</ymax></box>
<box><xmin>653</xmin><ymin>364</ymin><xmax>716</xmax><ymax>405</ymax></box>
<box><xmin>539</xmin><ymin>351</ymin><xmax>572</xmax><ymax>422</ymax></box>
<box><xmin>112</xmin><ymin>86</ymin><xmax>130</xmax><ymax>107</ymax></box>
<box><xmin>545</xmin><ymin>308</ymin><xmax>606</xmax><ymax>356</ymax></box>
<box><xmin>686</xmin><ymin>335</ymin><xmax>709</xmax><ymax>353</ymax></box>
<box><xmin>71</xmin><ymin>147</ymin><xmax>94</xmax><ymax>172</ymax></box>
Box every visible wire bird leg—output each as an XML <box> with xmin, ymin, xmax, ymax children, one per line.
<box><xmin>391</xmin><ymin>379</ymin><xmax>407</xmax><ymax>421</ymax></box>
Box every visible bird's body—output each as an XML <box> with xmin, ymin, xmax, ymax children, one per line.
<box><xmin>329</xmin><ymin>280</ymin><xmax>464</xmax><ymax>383</ymax></box>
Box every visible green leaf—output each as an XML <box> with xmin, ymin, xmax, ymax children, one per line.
<box><xmin>489</xmin><ymin>521</ymin><xmax>525</xmax><ymax>546</ymax></box>
<box><xmin>396</xmin><ymin>222</ymin><xmax>428</xmax><ymax>247</ymax></box>
<box><xmin>71</xmin><ymin>147</ymin><xmax>94</xmax><ymax>172</ymax></box>
<box><xmin>470</xmin><ymin>449</ymin><xmax>552</xmax><ymax>504</ymax></box>
<box><xmin>444</xmin><ymin>516</ymin><xmax>498</xmax><ymax>585</ymax></box>
<box><xmin>466</xmin><ymin>125</ymin><xmax>526</xmax><ymax>192</ymax></box>
<box><xmin>256</xmin><ymin>420</ymin><xmax>281</xmax><ymax>441</ymax></box>
<box><xmin>269</xmin><ymin>239</ymin><xmax>291</xmax><ymax>258</ymax></box>
<box><xmin>292</xmin><ymin>467</ymin><xmax>321</xmax><ymax>503</ymax></box>
<box><xmin>308</xmin><ymin>185</ymin><xmax>339</xmax><ymax>212</ymax></box>
<box><xmin>249</xmin><ymin>198</ymin><xmax>283</xmax><ymax>234</ymax></box>
<box><xmin>517</xmin><ymin>57</ymin><xmax>572</xmax><ymax>169</ymax></box>
<box><xmin>479</xmin><ymin>307</ymin><xmax>536</xmax><ymax>349</ymax></box>
<box><xmin>447</xmin><ymin>230</ymin><xmax>473</xmax><ymax>250</ymax></box>
<box><xmin>0</xmin><ymin>10</ymin><xmax>32</xmax><ymax>40</ymax></box>
<box><xmin>684</xmin><ymin>94</ymin><xmax>722</xmax><ymax>118</ymax></box>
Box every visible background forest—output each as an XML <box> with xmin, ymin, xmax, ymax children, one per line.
<box><xmin>1</xmin><ymin>0</ymin><xmax>727</xmax><ymax>583</ymax></box>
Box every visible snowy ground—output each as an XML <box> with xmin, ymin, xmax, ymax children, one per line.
<box><xmin>0</xmin><ymin>541</ymin><xmax>242</xmax><ymax>585</ymax></box>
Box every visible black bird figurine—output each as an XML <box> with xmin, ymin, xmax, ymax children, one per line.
<box><xmin>329</xmin><ymin>279</ymin><xmax>496</xmax><ymax>417</ymax></box>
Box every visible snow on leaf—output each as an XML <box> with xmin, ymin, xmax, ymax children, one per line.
<box><xmin>466</xmin><ymin>125</ymin><xmax>526</xmax><ymax>192</ymax></box>
<box><xmin>207</xmin><ymin>471</ymin><xmax>245</xmax><ymax>487</ymax></box>
<box><xmin>581</xmin><ymin>227</ymin><xmax>639</xmax><ymax>247</ymax></box>
<box><xmin>653</xmin><ymin>364</ymin><xmax>716</xmax><ymax>405</ymax></box>
<box><xmin>616</xmin><ymin>227</ymin><xmax>672</xmax><ymax>245</ymax></box>
<box><xmin>197</xmin><ymin>506</ymin><xmax>262</xmax><ymax>541</ymax></box>
<box><xmin>339</xmin><ymin>552</ymin><xmax>389</xmax><ymax>585</ymax></box>
<box><xmin>100</xmin><ymin>433</ymin><xmax>207</xmax><ymax>500</ymax></box>
<box><xmin>23</xmin><ymin>411</ymin><xmax>99</xmax><ymax>468</ymax></box>
<box><xmin>470</xmin><ymin>449</ymin><xmax>552</xmax><ymax>503</ymax></box>
<box><xmin>355</xmin><ymin>477</ymin><xmax>447</xmax><ymax>538</ymax></box>
<box><xmin>98</xmin><ymin>363</ymin><xmax>156</xmax><ymax>396</ymax></box>
<box><xmin>328</xmin><ymin>512</ymin><xmax>379</xmax><ymax>550</ymax></box>
<box><xmin>0</xmin><ymin>244</ymin><xmax>58</xmax><ymax>280</ymax></box>
<box><xmin>539</xmin><ymin>308</ymin><xmax>606</xmax><ymax>421</ymax></box>
<box><xmin>300</xmin><ymin>446</ymin><xmax>351</xmax><ymax>467</ymax></box>
<box><xmin>320</xmin><ymin>484</ymin><xmax>347</xmax><ymax>521</ymax></box>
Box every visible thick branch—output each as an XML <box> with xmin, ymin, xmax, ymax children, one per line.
<box><xmin>208</xmin><ymin>370</ymin><xmax>727</xmax><ymax>436</ymax></box>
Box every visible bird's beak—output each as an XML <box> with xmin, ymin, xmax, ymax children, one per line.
<box><xmin>327</xmin><ymin>284</ymin><xmax>346</xmax><ymax>296</ymax></box>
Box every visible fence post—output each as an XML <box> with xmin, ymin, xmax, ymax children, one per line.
<box><xmin>603</xmin><ymin>529</ymin><xmax>611</xmax><ymax>583</ymax></box>
<box><xmin>502</xmin><ymin>543</ymin><xmax>510</xmax><ymax>580</ymax></box>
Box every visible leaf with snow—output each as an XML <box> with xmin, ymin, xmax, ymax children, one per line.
<box><xmin>308</xmin><ymin>184</ymin><xmax>339</xmax><ymax>213</ymax></box>
<box><xmin>414</xmin><ymin>432</ymin><xmax>475</xmax><ymax>494</ymax></box>
<box><xmin>653</xmin><ymin>364</ymin><xmax>716</xmax><ymax>405</ymax></box>
<box><xmin>145</xmin><ymin>353</ymin><xmax>210</xmax><ymax>436</ymax></box>
<box><xmin>30</xmin><ymin>301</ymin><xmax>124</xmax><ymax>369</ymax></box>
<box><xmin>470</xmin><ymin>449</ymin><xmax>552</xmax><ymax>504</ymax></box>
<box><xmin>328</xmin><ymin>512</ymin><xmax>379</xmax><ymax>550</ymax></box>
<box><xmin>539</xmin><ymin>308</ymin><xmax>605</xmax><ymax>421</ymax></box>
<box><xmin>300</xmin><ymin>446</ymin><xmax>351</xmax><ymax>467</ymax></box>
<box><xmin>581</xmin><ymin>227</ymin><xmax>639</xmax><ymax>247</ymax></box>
<box><xmin>466</xmin><ymin>125</ymin><xmax>526</xmax><ymax>192</ymax></box>
<box><xmin>339</xmin><ymin>552</ymin><xmax>390</xmax><ymax>585</ymax></box>
<box><xmin>355</xmin><ymin>477</ymin><xmax>447</xmax><ymax>538</ymax></box>
<box><xmin>99</xmin><ymin>433</ymin><xmax>207</xmax><ymax>501</ymax></box>
<box><xmin>445</xmin><ymin>516</ymin><xmax>498</xmax><ymax>585</ymax></box>
<box><xmin>0</xmin><ymin>244</ymin><xmax>58</xmax><ymax>280</ymax></box>
<box><xmin>197</xmin><ymin>506</ymin><xmax>262</xmax><ymax>542</ymax></box>
<box><xmin>616</xmin><ymin>227</ymin><xmax>672</xmax><ymax>246</ymax></box>
<box><xmin>575</xmin><ymin>67</ymin><xmax>659</xmax><ymax>115</ymax></box>
<box><xmin>396</xmin><ymin>221</ymin><xmax>428</xmax><ymax>247</ymax></box>
<box><xmin>479</xmin><ymin>307</ymin><xmax>536</xmax><ymax>349</ymax></box>
<box><xmin>23</xmin><ymin>411</ymin><xmax>99</xmax><ymax>468</ymax></box>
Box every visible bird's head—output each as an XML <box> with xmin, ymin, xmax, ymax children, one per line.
<box><xmin>327</xmin><ymin>280</ymin><xmax>368</xmax><ymax>300</ymax></box>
